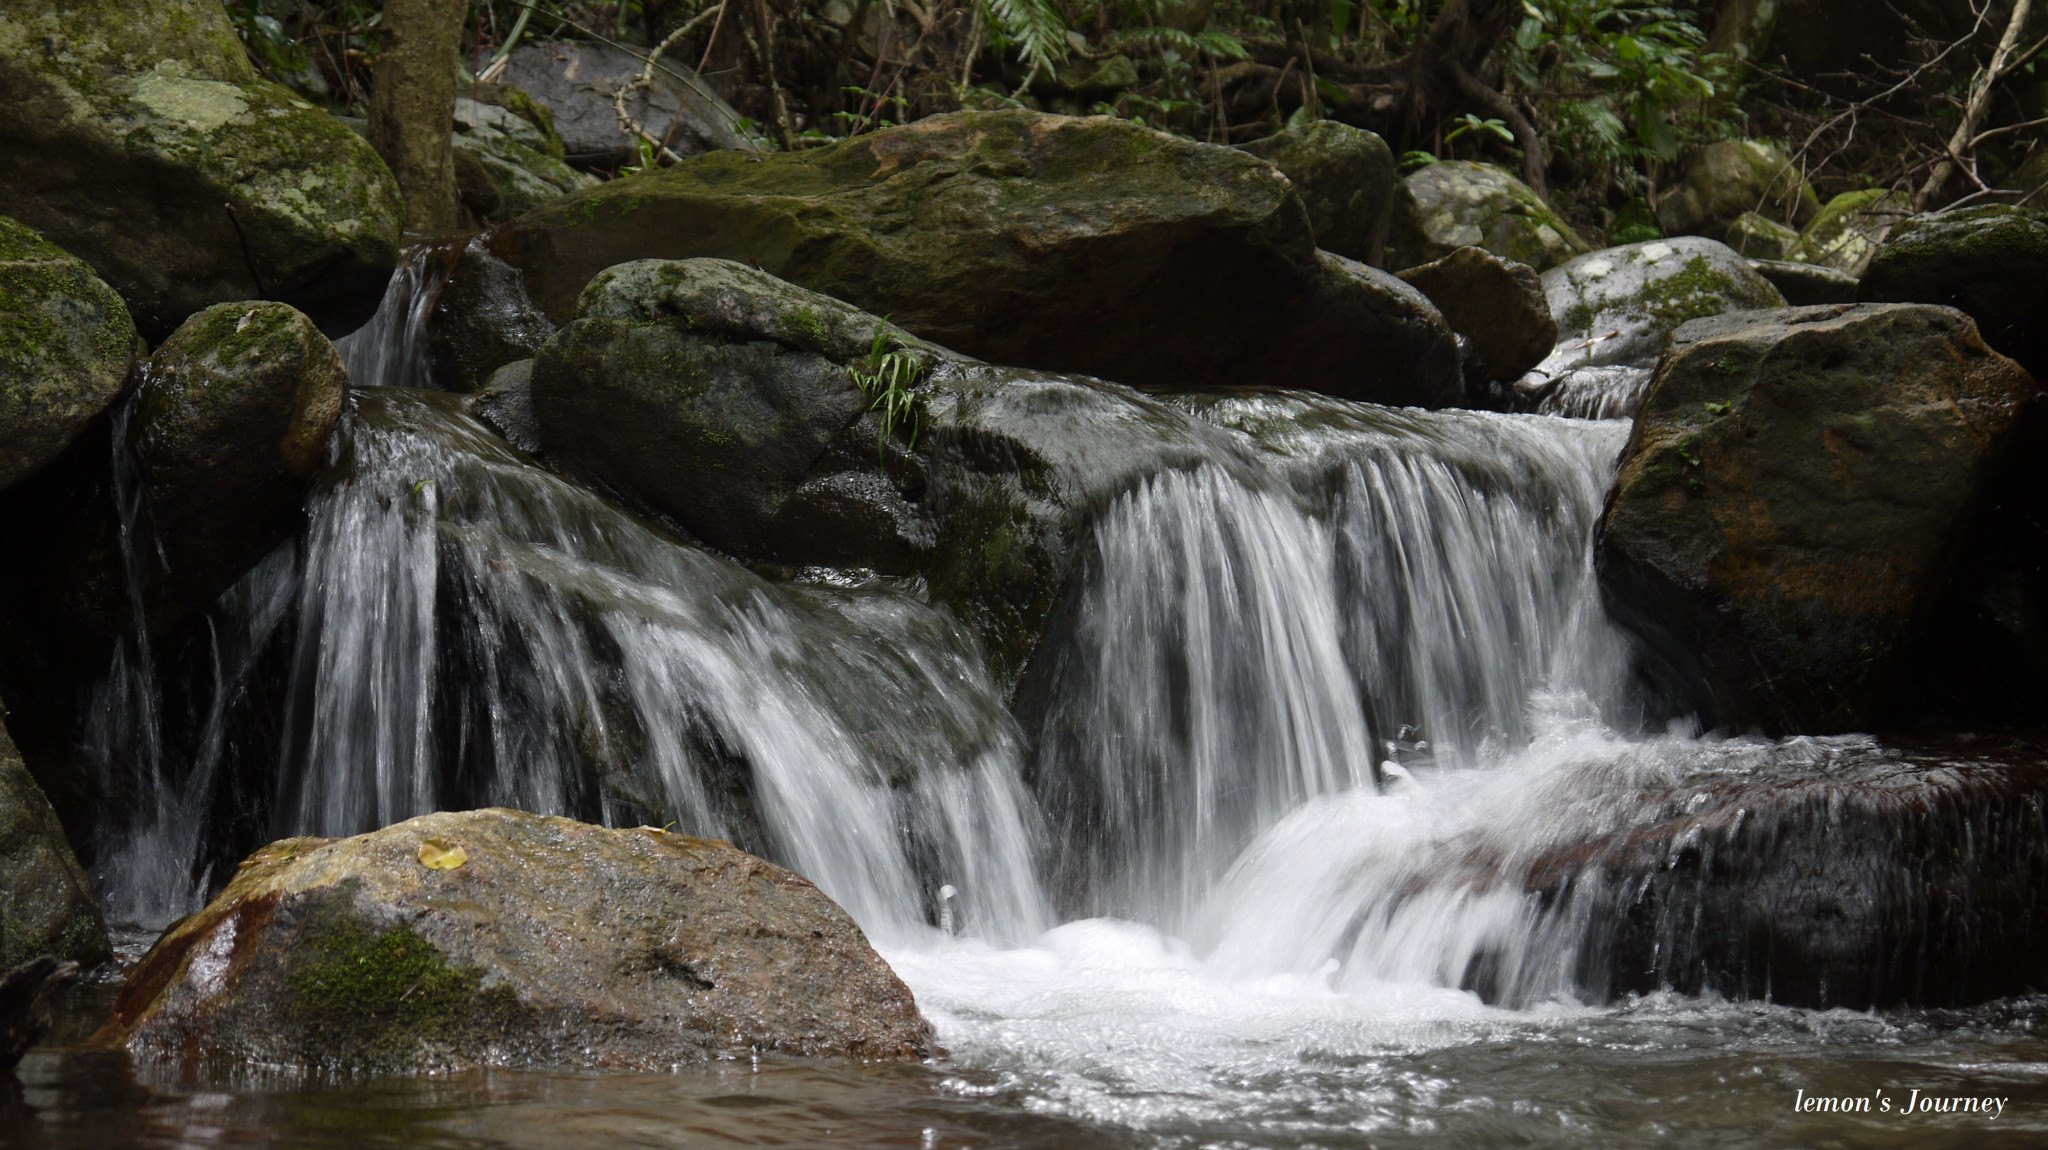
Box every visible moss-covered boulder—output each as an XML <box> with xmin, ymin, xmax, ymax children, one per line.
<box><xmin>1387</xmin><ymin>161</ymin><xmax>1590</xmax><ymax>273</ymax></box>
<box><xmin>132</xmin><ymin>301</ymin><xmax>346</xmax><ymax>617</ymax></box>
<box><xmin>1</xmin><ymin>702</ymin><xmax>109</xmax><ymax>972</ymax></box>
<box><xmin>1598</xmin><ymin>303</ymin><xmax>2038</xmax><ymax>733</ymax></box>
<box><xmin>1656</xmin><ymin>140</ymin><xmax>1818</xmax><ymax>243</ymax></box>
<box><xmin>1858</xmin><ymin>204</ymin><xmax>2048</xmax><ymax>377</ymax></box>
<box><xmin>452</xmin><ymin>94</ymin><xmax>598</xmax><ymax>226</ymax></box>
<box><xmin>100</xmin><ymin>808</ymin><xmax>930</xmax><ymax>1073</ymax></box>
<box><xmin>1238</xmin><ymin>120</ymin><xmax>1395</xmax><ymax>263</ymax></box>
<box><xmin>0</xmin><ymin>216</ymin><xmax>139</xmax><ymax>492</ymax></box>
<box><xmin>1792</xmin><ymin>188</ymin><xmax>1908</xmax><ymax>275</ymax></box>
<box><xmin>1396</xmin><ymin>246</ymin><xmax>1556</xmax><ymax>384</ymax></box>
<box><xmin>0</xmin><ymin>0</ymin><xmax>403</xmax><ymax>341</ymax></box>
<box><xmin>1724</xmin><ymin>211</ymin><xmax>1799</xmax><ymax>260</ymax></box>
<box><xmin>1518</xmin><ymin>237</ymin><xmax>1785</xmax><ymax>418</ymax></box>
<box><xmin>489</xmin><ymin>110</ymin><xmax>1460</xmax><ymax>407</ymax></box>
<box><xmin>1747</xmin><ymin>258</ymin><xmax>1859</xmax><ymax>305</ymax></box>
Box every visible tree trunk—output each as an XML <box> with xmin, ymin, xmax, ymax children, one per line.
<box><xmin>368</xmin><ymin>0</ymin><xmax>467</xmax><ymax>234</ymax></box>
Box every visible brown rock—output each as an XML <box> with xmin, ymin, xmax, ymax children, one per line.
<box><xmin>1397</xmin><ymin>246</ymin><xmax>1557</xmax><ymax>382</ymax></box>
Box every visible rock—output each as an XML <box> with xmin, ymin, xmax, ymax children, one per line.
<box><xmin>1396</xmin><ymin>246</ymin><xmax>1556</xmax><ymax>384</ymax></box>
<box><xmin>0</xmin><ymin>216</ymin><xmax>139</xmax><ymax>492</ymax></box>
<box><xmin>1</xmin><ymin>706</ymin><xmax>109</xmax><ymax>972</ymax></box>
<box><xmin>499</xmin><ymin>40</ymin><xmax>752</xmax><ymax>170</ymax></box>
<box><xmin>99</xmin><ymin>809</ymin><xmax>931</xmax><ymax>1072</ymax></box>
<box><xmin>0</xmin><ymin>0</ymin><xmax>403</xmax><ymax>341</ymax></box>
<box><xmin>1723</xmin><ymin>211</ymin><xmax>1799</xmax><ymax>260</ymax></box>
<box><xmin>1655</xmin><ymin>140</ymin><xmax>1818</xmax><ymax>242</ymax></box>
<box><xmin>1519</xmin><ymin>237</ymin><xmax>1785</xmax><ymax>418</ymax></box>
<box><xmin>1747</xmin><ymin>258</ymin><xmax>1859</xmax><ymax>305</ymax></box>
<box><xmin>1792</xmin><ymin>187</ymin><xmax>1908</xmax><ymax>275</ymax></box>
<box><xmin>131</xmin><ymin>301</ymin><xmax>347</xmax><ymax>617</ymax></box>
<box><xmin>1522</xmin><ymin>739</ymin><xmax>2048</xmax><ymax>1010</ymax></box>
<box><xmin>1597</xmin><ymin>303</ymin><xmax>2038</xmax><ymax>732</ymax></box>
<box><xmin>1858</xmin><ymin>204</ymin><xmax>2048</xmax><ymax>377</ymax></box>
<box><xmin>1046</xmin><ymin>53</ymin><xmax>1140</xmax><ymax>97</ymax></box>
<box><xmin>452</xmin><ymin>93</ymin><xmax>599</xmax><ymax>226</ymax></box>
<box><xmin>1</xmin><ymin>956</ymin><xmax>80</xmax><ymax>1069</ymax></box>
<box><xmin>1238</xmin><ymin>121</ymin><xmax>1395</xmax><ymax>263</ymax></box>
<box><xmin>1388</xmin><ymin>161</ymin><xmax>1591</xmax><ymax>273</ymax></box>
<box><xmin>428</xmin><ymin>233</ymin><xmax>557</xmax><ymax>394</ymax></box>
<box><xmin>472</xmin><ymin>359</ymin><xmax>539</xmax><ymax>453</ymax></box>
<box><xmin>490</xmin><ymin>110</ymin><xmax>1460</xmax><ymax>407</ymax></box>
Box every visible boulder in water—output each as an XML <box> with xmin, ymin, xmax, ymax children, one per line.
<box><xmin>1</xmin><ymin>956</ymin><xmax>80</xmax><ymax>1070</ymax></box>
<box><xmin>1518</xmin><ymin>237</ymin><xmax>1785</xmax><ymax>418</ymax></box>
<box><xmin>489</xmin><ymin>110</ymin><xmax>1460</xmax><ymax>408</ymax></box>
<box><xmin>1396</xmin><ymin>246</ymin><xmax>1556</xmax><ymax>385</ymax></box>
<box><xmin>0</xmin><ymin>216</ymin><xmax>140</xmax><ymax>492</ymax></box>
<box><xmin>1598</xmin><ymin>302</ymin><xmax>2038</xmax><ymax>732</ymax></box>
<box><xmin>131</xmin><ymin>301</ymin><xmax>347</xmax><ymax>618</ymax></box>
<box><xmin>429</xmin><ymin>234</ymin><xmax>558</xmax><ymax>394</ymax></box>
<box><xmin>498</xmin><ymin>40</ymin><xmax>753</xmax><ymax>170</ymax></box>
<box><xmin>1237</xmin><ymin>120</ymin><xmax>1395</xmax><ymax>263</ymax></box>
<box><xmin>0</xmin><ymin>0</ymin><xmax>403</xmax><ymax>340</ymax></box>
<box><xmin>471</xmin><ymin>358</ymin><xmax>540</xmax><ymax>453</ymax></box>
<box><xmin>1858</xmin><ymin>204</ymin><xmax>2048</xmax><ymax>377</ymax></box>
<box><xmin>1655</xmin><ymin>140</ymin><xmax>1817</xmax><ymax>243</ymax></box>
<box><xmin>1</xmin><ymin>705</ymin><xmax>109</xmax><ymax>972</ymax></box>
<box><xmin>100</xmin><ymin>808</ymin><xmax>931</xmax><ymax>1072</ymax></box>
<box><xmin>1387</xmin><ymin>161</ymin><xmax>1590</xmax><ymax>273</ymax></box>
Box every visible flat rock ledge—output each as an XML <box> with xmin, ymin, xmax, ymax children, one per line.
<box><xmin>97</xmin><ymin>809</ymin><xmax>931</xmax><ymax>1074</ymax></box>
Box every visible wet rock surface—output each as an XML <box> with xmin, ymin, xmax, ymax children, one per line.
<box><xmin>0</xmin><ymin>0</ymin><xmax>403</xmax><ymax>341</ymax></box>
<box><xmin>1397</xmin><ymin>246</ymin><xmax>1556</xmax><ymax>384</ymax></box>
<box><xmin>489</xmin><ymin>110</ymin><xmax>1459</xmax><ymax>407</ymax></box>
<box><xmin>101</xmin><ymin>808</ymin><xmax>931</xmax><ymax>1073</ymax></box>
<box><xmin>131</xmin><ymin>301</ymin><xmax>347</xmax><ymax>621</ymax></box>
<box><xmin>0</xmin><ymin>704</ymin><xmax>108</xmax><ymax>972</ymax></box>
<box><xmin>1598</xmin><ymin>303</ymin><xmax>2039</xmax><ymax>733</ymax></box>
<box><xmin>1858</xmin><ymin>204</ymin><xmax>2048</xmax><ymax>378</ymax></box>
<box><xmin>0</xmin><ymin>216</ymin><xmax>139</xmax><ymax>492</ymax></box>
<box><xmin>429</xmin><ymin>234</ymin><xmax>559</xmax><ymax>394</ymax></box>
<box><xmin>1388</xmin><ymin>161</ymin><xmax>1590</xmax><ymax>273</ymax></box>
<box><xmin>1237</xmin><ymin>120</ymin><xmax>1394</xmax><ymax>263</ymax></box>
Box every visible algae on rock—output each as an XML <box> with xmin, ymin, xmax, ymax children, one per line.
<box><xmin>0</xmin><ymin>216</ymin><xmax>139</xmax><ymax>492</ymax></box>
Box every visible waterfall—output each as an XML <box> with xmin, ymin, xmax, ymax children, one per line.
<box><xmin>334</xmin><ymin>245</ymin><xmax>445</xmax><ymax>391</ymax></box>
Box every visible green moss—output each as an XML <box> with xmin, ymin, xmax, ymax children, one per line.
<box><xmin>781</xmin><ymin>307</ymin><xmax>831</xmax><ymax>345</ymax></box>
<box><xmin>1638</xmin><ymin>255</ymin><xmax>1747</xmax><ymax>328</ymax></box>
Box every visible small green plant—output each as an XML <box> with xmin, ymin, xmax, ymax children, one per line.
<box><xmin>847</xmin><ymin>320</ymin><xmax>927</xmax><ymax>462</ymax></box>
<box><xmin>1398</xmin><ymin>149</ymin><xmax>1439</xmax><ymax>173</ymax></box>
<box><xmin>621</xmin><ymin>136</ymin><xmax>658</xmax><ymax>176</ymax></box>
<box><xmin>1446</xmin><ymin>114</ymin><xmax>1514</xmax><ymax>145</ymax></box>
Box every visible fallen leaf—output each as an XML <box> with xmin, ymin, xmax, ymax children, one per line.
<box><xmin>418</xmin><ymin>837</ymin><xmax>468</xmax><ymax>870</ymax></box>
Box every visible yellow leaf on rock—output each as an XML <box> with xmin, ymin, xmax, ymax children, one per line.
<box><xmin>418</xmin><ymin>837</ymin><xmax>467</xmax><ymax>870</ymax></box>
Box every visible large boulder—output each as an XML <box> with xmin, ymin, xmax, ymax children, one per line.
<box><xmin>100</xmin><ymin>809</ymin><xmax>931</xmax><ymax>1072</ymax></box>
<box><xmin>1655</xmin><ymin>140</ymin><xmax>1818</xmax><ymax>242</ymax></box>
<box><xmin>1</xmin><ymin>704</ymin><xmax>109</xmax><ymax>972</ymax></box>
<box><xmin>1598</xmin><ymin>303</ymin><xmax>2039</xmax><ymax>733</ymax></box>
<box><xmin>489</xmin><ymin>110</ymin><xmax>1460</xmax><ymax>407</ymax></box>
<box><xmin>1518</xmin><ymin>237</ymin><xmax>1785</xmax><ymax>418</ymax></box>
<box><xmin>499</xmin><ymin>40</ymin><xmax>752</xmax><ymax>169</ymax></box>
<box><xmin>0</xmin><ymin>0</ymin><xmax>403</xmax><ymax>342</ymax></box>
<box><xmin>1237</xmin><ymin>120</ymin><xmax>1395</xmax><ymax>263</ymax></box>
<box><xmin>131</xmin><ymin>301</ymin><xmax>346</xmax><ymax>619</ymax></box>
<box><xmin>1396</xmin><ymin>246</ymin><xmax>1556</xmax><ymax>384</ymax></box>
<box><xmin>0</xmin><ymin>216</ymin><xmax>139</xmax><ymax>492</ymax></box>
<box><xmin>1858</xmin><ymin>204</ymin><xmax>2048</xmax><ymax>378</ymax></box>
<box><xmin>428</xmin><ymin>233</ymin><xmax>559</xmax><ymax>394</ymax></box>
<box><xmin>1387</xmin><ymin>161</ymin><xmax>1590</xmax><ymax>273</ymax></box>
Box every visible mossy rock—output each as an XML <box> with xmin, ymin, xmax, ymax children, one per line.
<box><xmin>1793</xmin><ymin>188</ymin><xmax>1909</xmax><ymax>275</ymax></box>
<box><xmin>1724</xmin><ymin>211</ymin><xmax>1800</xmax><ymax>261</ymax></box>
<box><xmin>1388</xmin><ymin>161</ymin><xmax>1591</xmax><ymax>273</ymax></box>
<box><xmin>491</xmin><ymin>110</ymin><xmax>1459</xmax><ymax>407</ymax></box>
<box><xmin>1238</xmin><ymin>120</ymin><xmax>1395</xmax><ymax>263</ymax></box>
<box><xmin>1857</xmin><ymin>204</ymin><xmax>2048</xmax><ymax>377</ymax></box>
<box><xmin>1656</xmin><ymin>140</ymin><xmax>1819</xmax><ymax>242</ymax></box>
<box><xmin>0</xmin><ymin>704</ymin><xmax>109</xmax><ymax>971</ymax></box>
<box><xmin>100</xmin><ymin>809</ymin><xmax>931</xmax><ymax>1073</ymax></box>
<box><xmin>0</xmin><ymin>0</ymin><xmax>403</xmax><ymax>341</ymax></box>
<box><xmin>1598</xmin><ymin>302</ymin><xmax>2038</xmax><ymax>732</ymax></box>
<box><xmin>0</xmin><ymin>215</ymin><xmax>139</xmax><ymax>492</ymax></box>
<box><xmin>453</xmin><ymin>95</ymin><xmax>597</xmax><ymax>226</ymax></box>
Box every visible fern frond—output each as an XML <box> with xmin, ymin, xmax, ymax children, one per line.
<box><xmin>982</xmin><ymin>0</ymin><xmax>1070</xmax><ymax>80</ymax></box>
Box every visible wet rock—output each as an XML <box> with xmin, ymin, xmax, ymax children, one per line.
<box><xmin>1388</xmin><ymin>161</ymin><xmax>1590</xmax><ymax>273</ymax></box>
<box><xmin>499</xmin><ymin>40</ymin><xmax>752</xmax><ymax>170</ymax></box>
<box><xmin>1397</xmin><ymin>246</ymin><xmax>1556</xmax><ymax>384</ymax></box>
<box><xmin>100</xmin><ymin>808</ymin><xmax>931</xmax><ymax>1073</ymax></box>
<box><xmin>492</xmin><ymin>110</ymin><xmax>1459</xmax><ymax>407</ymax></box>
<box><xmin>0</xmin><ymin>216</ymin><xmax>139</xmax><ymax>492</ymax></box>
<box><xmin>0</xmin><ymin>0</ymin><xmax>403</xmax><ymax>341</ymax></box>
<box><xmin>471</xmin><ymin>359</ymin><xmax>539</xmax><ymax>453</ymax></box>
<box><xmin>1</xmin><ymin>956</ymin><xmax>79</xmax><ymax>1070</ymax></box>
<box><xmin>1723</xmin><ymin>211</ymin><xmax>1799</xmax><ymax>260</ymax></box>
<box><xmin>452</xmin><ymin>92</ymin><xmax>599</xmax><ymax>226</ymax></box>
<box><xmin>1526</xmin><ymin>739</ymin><xmax>2048</xmax><ymax>1010</ymax></box>
<box><xmin>1858</xmin><ymin>204</ymin><xmax>2048</xmax><ymax>377</ymax></box>
<box><xmin>1598</xmin><ymin>303</ymin><xmax>2038</xmax><ymax>732</ymax></box>
<box><xmin>1238</xmin><ymin>120</ymin><xmax>1395</xmax><ymax>263</ymax></box>
<box><xmin>132</xmin><ymin>301</ymin><xmax>347</xmax><ymax>617</ymax></box>
<box><xmin>1747</xmin><ymin>258</ymin><xmax>1859</xmax><ymax>305</ymax></box>
<box><xmin>1</xmin><ymin>706</ymin><xmax>109</xmax><ymax>972</ymax></box>
<box><xmin>1792</xmin><ymin>188</ymin><xmax>1908</xmax><ymax>275</ymax></box>
<box><xmin>429</xmin><ymin>233</ymin><xmax>557</xmax><ymax>394</ymax></box>
<box><xmin>1519</xmin><ymin>237</ymin><xmax>1784</xmax><ymax>418</ymax></box>
<box><xmin>1656</xmin><ymin>140</ymin><xmax>1817</xmax><ymax>243</ymax></box>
